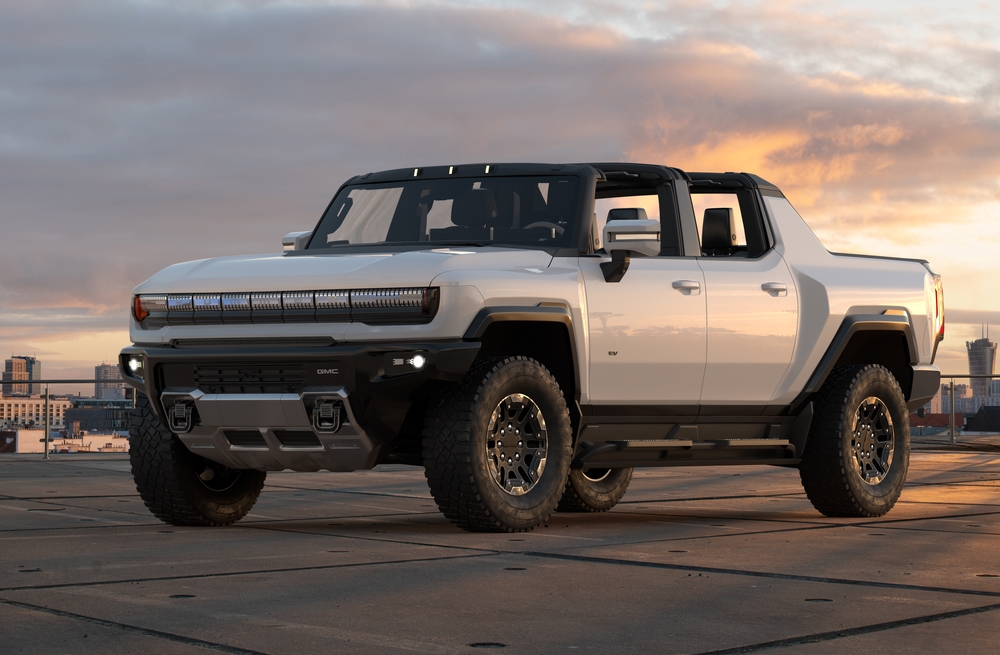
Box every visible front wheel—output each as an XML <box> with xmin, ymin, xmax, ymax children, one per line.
<box><xmin>129</xmin><ymin>393</ymin><xmax>266</xmax><ymax>526</ymax></box>
<box><xmin>557</xmin><ymin>468</ymin><xmax>633</xmax><ymax>512</ymax></box>
<box><xmin>422</xmin><ymin>357</ymin><xmax>573</xmax><ymax>532</ymax></box>
<box><xmin>799</xmin><ymin>364</ymin><xmax>909</xmax><ymax>517</ymax></box>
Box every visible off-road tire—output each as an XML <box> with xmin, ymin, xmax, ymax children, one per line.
<box><xmin>129</xmin><ymin>393</ymin><xmax>266</xmax><ymax>526</ymax></box>
<box><xmin>799</xmin><ymin>364</ymin><xmax>909</xmax><ymax>517</ymax></box>
<box><xmin>557</xmin><ymin>468</ymin><xmax>633</xmax><ymax>512</ymax></box>
<box><xmin>422</xmin><ymin>356</ymin><xmax>573</xmax><ymax>532</ymax></box>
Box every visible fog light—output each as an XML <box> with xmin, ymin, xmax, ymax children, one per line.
<box><xmin>128</xmin><ymin>357</ymin><xmax>141</xmax><ymax>373</ymax></box>
<box><xmin>410</xmin><ymin>354</ymin><xmax>427</xmax><ymax>369</ymax></box>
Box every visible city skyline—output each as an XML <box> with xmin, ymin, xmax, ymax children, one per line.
<box><xmin>1</xmin><ymin>0</ymin><xmax>999</xmax><ymax>391</ymax></box>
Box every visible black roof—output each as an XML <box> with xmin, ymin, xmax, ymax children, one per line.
<box><xmin>350</xmin><ymin>162</ymin><xmax>779</xmax><ymax>191</ymax></box>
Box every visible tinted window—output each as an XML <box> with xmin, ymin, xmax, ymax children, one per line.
<box><xmin>308</xmin><ymin>176</ymin><xmax>581</xmax><ymax>249</ymax></box>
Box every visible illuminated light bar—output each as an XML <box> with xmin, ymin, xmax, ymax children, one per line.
<box><xmin>167</xmin><ymin>295</ymin><xmax>193</xmax><ymax>312</ymax></box>
<box><xmin>221</xmin><ymin>293</ymin><xmax>251</xmax><ymax>310</ymax></box>
<box><xmin>282</xmin><ymin>290</ymin><xmax>315</xmax><ymax>323</ymax></box>
<box><xmin>193</xmin><ymin>294</ymin><xmax>221</xmax><ymax>310</ymax></box>
<box><xmin>221</xmin><ymin>293</ymin><xmax>252</xmax><ymax>324</ymax></box>
<box><xmin>281</xmin><ymin>291</ymin><xmax>315</xmax><ymax>309</ymax></box>
<box><xmin>132</xmin><ymin>287</ymin><xmax>438</xmax><ymax>328</ymax></box>
<box><xmin>350</xmin><ymin>288</ymin><xmax>424</xmax><ymax>308</ymax></box>
<box><xmin>250</xmin><ymin>292</ymin><xmax>282</xmax><ymax>311</ymax></box>
<box><xmin>315</xmin><ymin>290</ymin><xmax>350</xmax><ymax>308</ymax></box>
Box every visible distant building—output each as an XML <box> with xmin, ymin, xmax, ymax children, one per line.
<box><xmin>3</xmin><ymin>356</ymin><xmax>41</xmax><ymax>396</ymax></box>
<box><xmin>0</xmin><ymin>396</ymin><xmax>71</xmax><ymax>429</ymax></box>
<box><xmin>64</xmin><ymin>398</ymin><xmax>132</xmax><ymax>436</ymax></box>
<box><xmin>967</xmin><ymin>332</ymin><xmax>997</xmax><ymax>397</ymax></box>
<box><xmin>95</xmin><ymin>363</ymin><xmax>127</xmax><ymax>400</ymax></box>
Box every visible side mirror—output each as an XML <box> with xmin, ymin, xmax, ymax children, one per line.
<box><xmin>600</xmin><ymin>212</ymin><xmax>660</xmax><ymax>282</ymax></box>
<box><xmin>282</xmin><ymin>231</ymin><xmax>312</xmax><ymax>252</ymax></box>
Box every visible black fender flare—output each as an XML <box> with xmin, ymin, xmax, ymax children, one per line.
<box><xmin>791</xmin><ymin>314</ymin><xmax>923</xmax><ymax>414</ymax></box>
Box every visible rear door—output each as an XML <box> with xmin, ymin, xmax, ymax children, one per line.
<box><xmin>689</xmin><ymin>185</ymin><xmax>798</xmax><ymax>404</ymax></box>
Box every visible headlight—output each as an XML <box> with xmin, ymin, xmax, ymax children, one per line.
<box><xmin>383</xmin><ymin>352</ymin><xmax>430</xmax><ymax>376</ymax></box>
<box><xmin>121</xmin><ymin>355</ymin><xmax>145</xmax><ymax>381</ymax></box>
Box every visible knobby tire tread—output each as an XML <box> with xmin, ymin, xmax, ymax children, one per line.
<box><xmin>799</xmin><ymin>364</ymin><xmax>900</xmax><ymax>518</ymax></box>
<box><xmin>422</xmin><ymin>356</ymin><xmax>568</xmax><ymax>533</ymax></box>
<box><xmin>129</xmin><ymin>394</ymin><xmax>263</xmax><ymax>526</ymax></box>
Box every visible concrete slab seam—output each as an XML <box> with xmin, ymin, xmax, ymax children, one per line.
<box><xmin>691</xmin><ymin>601</ymin><xmax>1000</xmax><ymax>654</ymax></box>
<box><xmin>524</xmin><ymin>552</ymin><xmax>1000</xmax><ymax>599</ymax></box>
<box><xmin>0</xmin><ymin>552</ymin><xmax>493</xmax><ymax>593</ymax></box>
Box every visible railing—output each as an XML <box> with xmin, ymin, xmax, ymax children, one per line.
<box><xmin>1</xmin><ymin>378</ymin><xmax>135</xmax><ymax>459</ymax></box>
<box><xmin>938</xmin><ymin>374</ymin><xmax>1000</xmax><ymax>444</ymax></box>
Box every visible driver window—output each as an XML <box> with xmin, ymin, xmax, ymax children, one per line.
<box><xmin>593</xmin><ymin>193</ymin><xmax>660</xmax><ymax>240</ymax></box>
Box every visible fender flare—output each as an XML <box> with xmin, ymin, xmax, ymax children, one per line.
<box><xmin>791</xmin><ymin>314</ymin><xmax>921</xmax><ymax>413</ymax></box>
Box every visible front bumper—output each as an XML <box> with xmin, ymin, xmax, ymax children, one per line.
<box><xmin>119</xmin><ymin>340</ymin><xmax>480</xmax><ymax>472</ymax></box>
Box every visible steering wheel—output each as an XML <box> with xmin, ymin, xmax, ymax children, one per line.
<box><xmin>523</xmin><ymin>221</ymin><xmax>565</xmax><ymax>235</ymax></box>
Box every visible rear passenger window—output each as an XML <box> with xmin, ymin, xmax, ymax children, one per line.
<box><xmin>688</xmin><ymin>186</ymin><xmax>768</xmax><ymax>258</ymax></box>
<box><xmin>691</xmin><ymin>193</ymin><xmax>747</xmax><ymax>249</ymax></box>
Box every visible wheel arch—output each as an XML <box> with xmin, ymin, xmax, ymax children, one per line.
<box><xmin>464</xmin><ymin>306</ymin><xmax>580</xmax><ymax>436</ymax></box>
<box><xmin>793</xmin><ymin>315</ymin><xmax>918</xmax><ymax>413</ymax></box>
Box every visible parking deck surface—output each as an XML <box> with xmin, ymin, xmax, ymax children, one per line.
<box><xmin>1</xmin><ymin>444</ymin><xmax>998</xmax><ymax>654</ymax></box>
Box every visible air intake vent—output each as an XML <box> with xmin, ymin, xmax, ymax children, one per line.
<box><xmin>195</xmin><ymin>365</ymin><xmax>307</xmax><ymax>394</ymax></box>
<box><xmin>224</xmin><ymin>430</ymin><xmax>268</xmax><ymax>447</ymax></box>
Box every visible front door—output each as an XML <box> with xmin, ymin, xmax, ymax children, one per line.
<box><xmin>581</xmin><ymin>257</ymin><xmax>707</xmax><ymax>406</ymax></box>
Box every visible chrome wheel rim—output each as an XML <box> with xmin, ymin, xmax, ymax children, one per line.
<box><xmin>851</xmin><ymin>396</ymin><xmax>894</xmax><ymax>485</ymax></box>
<box><xmin>487</xmin><ymin>394</ymin><xmax>547</xmax><ymax>496</ymax></box>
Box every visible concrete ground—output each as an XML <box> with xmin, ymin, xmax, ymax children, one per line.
<box><xmin>1</xmin><ymin>440</ymin><xmax>998</xmax><ymax>654</ymax></box>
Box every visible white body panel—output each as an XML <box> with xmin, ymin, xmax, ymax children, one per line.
<box><xmin>581</xmin><ymin>257</ymin><xmax>706</xmax><ymax>404</ymax></box>
<box><xmin>699</xmin><ymin>249</ymin><xmax>798</xmax><ymax>404</ymax></box>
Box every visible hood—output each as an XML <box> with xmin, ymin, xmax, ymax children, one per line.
<box><xmin>134</xmin><ymin>247</ymin><xmax>554</xmax><ymax>294</ymax></box>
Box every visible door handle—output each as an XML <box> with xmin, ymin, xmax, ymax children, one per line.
<box><xmin>761</xmin><ymin>282</ymin><xmax>787</xmax><ymax>296</ymax></box>
<box><xmin>672</xmin><ymin>280</ymin><xmax>701</xmax><ymax>295</ymax></box>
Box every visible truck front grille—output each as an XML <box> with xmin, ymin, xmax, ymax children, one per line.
<box><xmin>195</xmin><ymin>365</ymin><xmax>307</xmax><ymax>394</ymax></box>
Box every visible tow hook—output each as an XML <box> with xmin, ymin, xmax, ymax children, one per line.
<box><xmin>167</xmin><ymin>402</ymin><xmax>195</xmax><ymax>434</ymax></box>
<box><xmin>312</xmin><ymin>400</ymin><xmax>343</xmax><ymax>433</ymax></box>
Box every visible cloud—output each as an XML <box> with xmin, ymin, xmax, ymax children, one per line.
<box><xmin>1</xmin><ymin>0</ymin><xmax>999</xmax><ymax>372</ymax></box>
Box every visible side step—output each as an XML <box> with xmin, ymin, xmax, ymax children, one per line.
<box><xmin>574</xmin><ymin>438</ymin><xmax>795</xmax><ymax>468</ymax></box>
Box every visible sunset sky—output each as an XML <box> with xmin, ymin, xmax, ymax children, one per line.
<box><xmin>1</xmin><ymin>0</ymin><xmax>999</xmax><ymax>393</ymax></box>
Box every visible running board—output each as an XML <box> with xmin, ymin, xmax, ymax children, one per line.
<box><xmin>574</xmin><ymin>438</ymin><xmax>796</xmax><ymax>468</ymax></box>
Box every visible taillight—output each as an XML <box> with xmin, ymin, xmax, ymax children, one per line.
<box><xmin>933</xmin><ymin>275</ymin><xmax>945</xmax><ymax>340</ymax></box>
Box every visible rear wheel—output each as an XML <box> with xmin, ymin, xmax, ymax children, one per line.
<box><xmin>423</xmin><ymin>357</ymin><xmax>573</xmax><ymax>532</ymax></box>
<box><xmin>557</xmin><ymin>468</ymin><xmax>633</xmax><ymax>512</ymax></box>
<box><xmin>799</xmin><ymin>364</ymin><xmax>909</xmax><ymax>517</ymax></box>
<box><xmin>129</xmin><ymin>393</ymin><xmax>266</xmax><ymax>526</ymax></box>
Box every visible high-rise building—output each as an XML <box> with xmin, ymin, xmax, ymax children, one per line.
<box><xmin>3</xmin><ymin>356</ymin><xmax>41</xmax><ymax>396</ymax></box>
<box><xmin>967</xmin><ymin>330</ymin><xmax>997</xmax><ymax>397</ymax></box>
<box><xmin>95</xmin><ymin>363</ymin><xmax>126</xmax><ymax>400</ymax></box>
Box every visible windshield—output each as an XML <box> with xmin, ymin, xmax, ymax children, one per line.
<box><xmin>307</xmin><ymin>176</ymin><xmax>582</xmax><ymax>250</ymax></box>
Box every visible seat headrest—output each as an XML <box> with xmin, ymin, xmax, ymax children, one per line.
<box><xmin>702</xmin><ymin>208</ymin><xmax>737</xmax><ymax>253</ymax></box>
<box><xmin>452</xmin><ymin>189</ymin><xmax>497</xmax><ymax>227</ymax></box>
<box><xmin>607</xmin><ymin>207</ymin><xmax>648</xmax><ymax>222</ymax></box>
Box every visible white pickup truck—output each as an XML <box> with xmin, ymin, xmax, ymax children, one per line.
<box><xmin>120</xmin><ymin>162</ymin><xmax>944</xmax><ymax>532</ymax></box>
